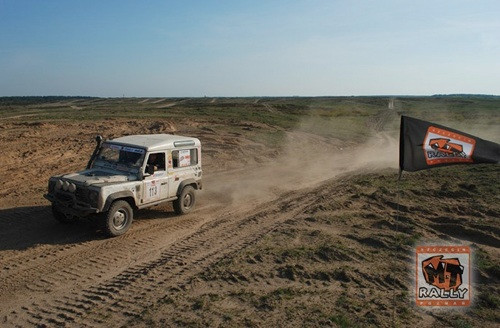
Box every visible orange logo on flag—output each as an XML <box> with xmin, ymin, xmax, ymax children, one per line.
<box><xmin>423</xmin><ymin>127</ymin><xmax>476</xmax><ymax>166</ymax></box>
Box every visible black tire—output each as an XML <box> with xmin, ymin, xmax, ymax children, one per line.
<box><xmin>52</xmin><ymin>204</ymin><xmax>76</xmax><ymax>224</ymax></box>
<box><xmin>102</xmin><ymin>200</ymin><xmax>133</xmax><ymax>237</ymax></box>
<box><xmin>173</xmin><ymin>185</ymin><xmax>196</xmax><ymax>215</ymax></box>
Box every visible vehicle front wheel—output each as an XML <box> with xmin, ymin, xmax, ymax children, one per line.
<box><xmin>52</xmin><ymin>204</ymin><xmax>76</xmax><ymax>224</ymax></box>
<box><xmin>102</xmin><ymin>200</ymin><xmax>133</xmax><ymax>237</ymax></box>
<box><xmin>173</xmin><ymin>186</ymin><xmax>196</xmax><ymax>215</ymax></box>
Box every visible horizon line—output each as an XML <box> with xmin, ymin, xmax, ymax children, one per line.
<box><xmin>1</xmin><ymin>93</ymin><xmax>500</xmax><ymax>99</ymax></box>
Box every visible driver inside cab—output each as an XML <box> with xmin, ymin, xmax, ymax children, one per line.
<box><xmin>147</xmin><ymin>153</ymin><xmax>165</xmax><ymax>172</ymax></box>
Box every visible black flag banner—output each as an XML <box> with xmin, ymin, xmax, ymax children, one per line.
<box><xmin>399</xmin><ymin>116</ymin><xmax>500</xmax><ymax>172</ymax></box>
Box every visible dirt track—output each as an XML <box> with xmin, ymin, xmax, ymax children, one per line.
<box><xmin>1</xmin><ymin>177</ymin><xmax>318</xmax><ymax>326</ymax></box>
<box><xmin>3</xmin><ymin>166</ymin><xmax>498</xmax><ymax>327</ymax></box>
<box><xmin>0</xmin><ymin>104</ymin><xmax>498</xmax><ymax>327</ymax></box>
<box><xmin>0</xmin><ymin>118</ymin><xmax>339</xmax><ymax>326</ymax></box>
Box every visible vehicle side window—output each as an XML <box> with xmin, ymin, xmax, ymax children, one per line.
<box><xmin>172</xmin><ymin>149</ymin><xmax>198</xmax><ymax>168</ymax></box>
<box><xmin>146</xmin><ymin>152</ymin><xmax>166</xmax><ymax>171</ymax></box>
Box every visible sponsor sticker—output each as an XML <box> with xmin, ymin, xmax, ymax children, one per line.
<box><xmin>122</xmin><ymin>146</ymin><xmax>145</xmax><ymax>154</ymax></box>
<box><xmin>168</xmin><ymin>152</ymin><xmax>173</xmax><ymax>168</ymax></box>
<box><xmin>103</xmin><ymin>144</ymin><xmax>144</xmax><ymax>154</ymax></box>
<box><xmin>179</xmin><ymin>149</ymin><xmax>191</xmax><ymax>167</ymax></box>
<box><xmin>423</xmin><ymin>127</ymin><xmax>475</xmax><ymax>166</ymax></box>
<box><xmin>416</xmin><ymin>245</ymin><xmax>471</xmax><ymax>307</ymax></box>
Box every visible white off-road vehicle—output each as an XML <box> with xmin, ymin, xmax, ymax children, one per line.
<box><xmin>44</xmin><ymin>134</ymin><xmax>202</xmax><ymax>237</ymax></box>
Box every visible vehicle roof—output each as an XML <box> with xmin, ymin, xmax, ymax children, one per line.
<box><xmin>109</xmin><ymin>134</ymin><xmax>201</xmax><ymax>151</ymax></box>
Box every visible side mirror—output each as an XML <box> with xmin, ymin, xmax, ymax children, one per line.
<box><xmin>146</xmin><ymin>164</ymin><xmax>155</xmax><ymax>175</ymax></box>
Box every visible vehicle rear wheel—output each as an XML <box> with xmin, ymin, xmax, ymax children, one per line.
<box><xmin>173</xmin><ymin>185</ymin><xmax>196</xmax><ymax>215</ymax></box>
<box><xmin>102</xmin><ymin>200</ymin><xmax>133</xmax><ymax>237</ymax></box>
<box><xmin>52</xmin><ymin>204</ymin><xmax>76</xmax><ymax>224</ymax></box>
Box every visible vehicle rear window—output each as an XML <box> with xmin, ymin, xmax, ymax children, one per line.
<box><xmin>172</xmin><ymin>149</ymin><xmax>198</xmax><ymax>168</ymax></box>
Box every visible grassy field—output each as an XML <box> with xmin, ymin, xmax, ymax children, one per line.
<box><xmin>1</xmin><ymin>95</ymin><xmax>499</xmax><ymax>143</ymax></box>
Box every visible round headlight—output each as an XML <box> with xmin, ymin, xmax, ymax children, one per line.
<box><xmin>62</xmin><ymin>181</ymin><xmax>70</xmax><ymax>191</ymax></box>
<box><xmin>55</xmin><ymin>180</ymin><xmax>63</xmax><ymax>190</ymax></box>
<box><xmin>68</xmin><ymin>183</ymin><xmax>76</xmax><ymax>193</ymax></box>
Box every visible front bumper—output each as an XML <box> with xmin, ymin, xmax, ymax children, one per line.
<box><xmin>44</xmin><ymin>193</ymin><xmax>99</xmax><ymax>216</ymax></box>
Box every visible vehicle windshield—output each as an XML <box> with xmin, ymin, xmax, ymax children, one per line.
<box><xmin>92</xmin><ymin>143</ymin><xmax>145</xmax><ymax>174</ymax></box>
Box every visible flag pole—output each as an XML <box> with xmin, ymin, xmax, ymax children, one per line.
<box><xmin>392</xmin><ymin>168</ymin><xmax>403</xmax><ymax>326</ymax></box>
<box><xmin>394</xmin><ymin>115</ymin><xmax>403</xmax><ymax>326</ymax></box>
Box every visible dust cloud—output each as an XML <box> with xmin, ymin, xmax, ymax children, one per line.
<box><xmin>204</xmin><ymin>115</ymin><xmax>400</xmax><ymax>205</ymax></box>
<box><xmin>204</xmin><ymin>103</ymin><xmax>496</xmax><ymax>206</ymax></box>
<box><xmin>438</xmin><ymin>119</ymin><xmax>500</xmax><ymax>144</ymax></box>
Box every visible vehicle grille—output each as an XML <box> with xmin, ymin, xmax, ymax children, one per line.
<box><xmin>55</xmin><ymin>193</ymin><xmax>73</xmax><ymax>202</ymax></box>
<box><xmin>75</xmin><ymin>187</ymin><xmax>90</xmax><ymax>203</ymax></box>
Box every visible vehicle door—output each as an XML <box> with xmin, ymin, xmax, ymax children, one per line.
<box><xmin>142</xmin><ymin>152</ymin><xmax>169</xmax><ymax>204</ymax></box>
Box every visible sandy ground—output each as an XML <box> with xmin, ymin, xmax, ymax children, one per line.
<box><xmin>0</xmin><ymin>115</ymin><xmax>498</xmax><ymax>327</ymax></box>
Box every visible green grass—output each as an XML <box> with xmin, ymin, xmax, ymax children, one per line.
<box><xmin>475</xmin><ymin>248</ymin><xmax>500</xmax><ymax>278</ymax></box>
<box><xmin>255</xmin><ymin>287</ymin><xmax>299</xmax><ymax>310</ymax></box>
<box><xmin>3</xmin><ymin>95</ymin><xmax>498</xmax><ymax>138</ymax></box>
<box><xmin>329</xmin><ymin>314</ymin><xmax>357</xmax><ymax>328</ymax></box>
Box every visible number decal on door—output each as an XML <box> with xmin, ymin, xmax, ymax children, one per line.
<box><xmin>148</xmin><ymin>185</ymin><xmax>158</xmax><ymax>197</ymax></box>
<box><xmin>145</xmin><ymin>180</ymin><xmax>161</xmax><ymax>201</ymax></box>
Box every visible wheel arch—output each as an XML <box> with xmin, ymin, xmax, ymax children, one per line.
<box><xmin>103</xmin><ymin>191</ymin><xmax>137</xmax><ymax>212</ymax></box>
<box><xmin>176</xmin><ymin>179</ymin><xmax>200</xmax><ymax>196</ymax></box>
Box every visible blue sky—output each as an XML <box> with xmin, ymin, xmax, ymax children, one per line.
<box><xmin>1</xmin><ymin>0</ymin><xmax>499</xmax><ymax>96</ymax></box>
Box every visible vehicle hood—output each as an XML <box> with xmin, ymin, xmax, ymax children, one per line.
<box><xmin>57</xmin><ymin>169</ymin><xmax>138</xmax><ymax>187</ymax></box>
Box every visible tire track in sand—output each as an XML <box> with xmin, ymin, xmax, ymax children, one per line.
<box><xmin>3</xmin><ymin>186</ymin><xmax>318</xmax><ymax>327</ymax></box>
